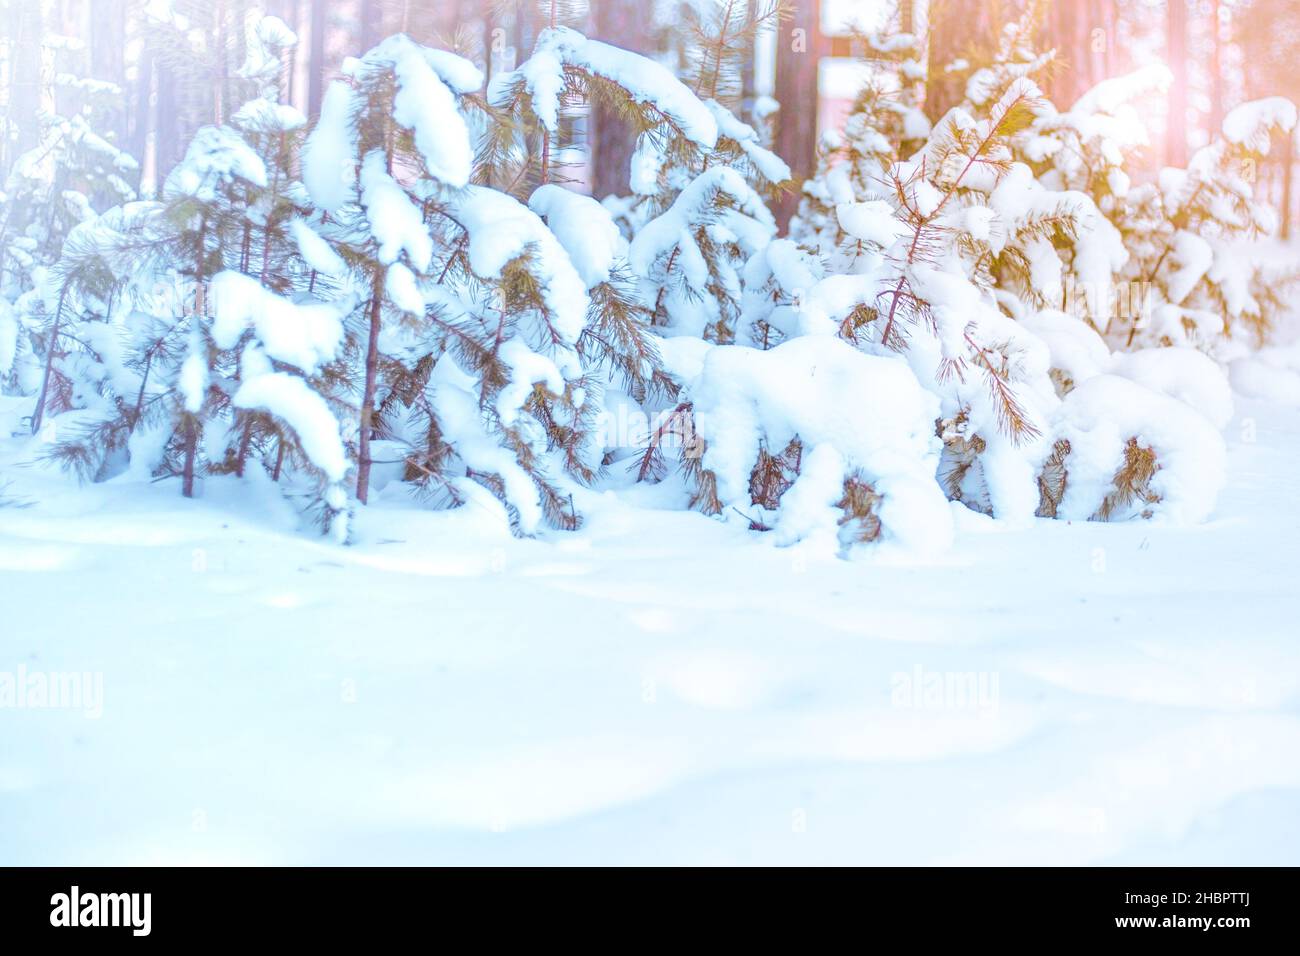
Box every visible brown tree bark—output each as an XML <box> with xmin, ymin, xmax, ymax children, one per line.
<box><xmin>155</xmin><ymin>62</ymin><xmax>181</xmax><ymax>179</ymax></box>
<box><xmin>588</xmin><ymin>0</ymin><xmax>642</xmax><ymax>199</ymax></box>
<box><xmin>1282</xmin><ymin>129</ymin><xmax>1294</xmax><ymax>240</ymax></box>
<box><xmin>308</xmin><ymin>0</ymin><xmax>328</xmax><ymax>119</ymax></box>
<box><xmin>1209</xmin><ymin>0</ymin><xmax>1224</xmax><ymax>136</ymax></box>
<box><xmin>924</xmin><ymin>0</ymin><xmax>1002</xmax><ymax>123</ymax></box>
<box><xmin>90</xmin><ymin>0</ymin><xmax>128</xmax><ymax>145</ymax></box>
<box><xmin>1042</xmin><ymin>0</ymin><xmax>1113</xmax><ymax>110</ymax></box>
<box><xmin>182</xmin><ymin>231</ymin><xmax>210</xmax><ymax>499</ymax></box>
<box><xmin>182</xmin><ymin>415</ymin><xmax>198</xmax><ymax>497</ymax></box>
<box><xmin>773</xmin><ymin>0</ymin><xmax>827</xmax><ymax>230</ymax></box>
<box><xmin>359</xmin><ymin>0</ymin><xmax>386</xmax><ymax>53</ymax></box>
<box><xmin>1166</xmin><ymin>0</ymin><xmax>1189</xmax><ymax>167</ymax></box>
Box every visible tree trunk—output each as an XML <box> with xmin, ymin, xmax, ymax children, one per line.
<box><xmin>53</xmin><ymin>0</ymin><xmax>88</xmax><ymax>119</ymax></box>
<box><xmin>514</xmin><ymin>0</ymin><xmax>537</xmax><ymax>64</ymax></box>
<box><xmin>359</xmin><ymin>0</ymin><xmax>385</xmax><ymax>53</ymax></box>
<box><xmin>155</xmin><ymin>62</ymin><xmax>181</xmax><ymax>182</ymax></box>
<box><xmin>355</xmin><ymin>271</ymin><xmax>385</xmax><ymax>504</ymax></box>
<box><xmin>31</xmin><ymin>285</ymin><xmax>68</xmax><ymax>437</ymax></box>
<box><xmin>773</xmin><ymin>0</ymin><xmax>827</xmax><ymax>230</ymax></box>
<box><xmin>928</xmin><ymin>0</ymin><xmax>1003</xmax><ymax>121</ymax></box>
<box><xmin>215</xmin><ymin>0</ymin><xmax>229</xmax><ymax>125</ymax></box>
<box><xmin>90</xmin><ymin>0</ymin><xmax>128</xmax><ymax>146</ymax></box>
<box><xmin>182</xmin><ymin>228</ymin><xmax>210</xmax><ymax>498</ymax></box>
<box><xmin>924</xmin><ymin>0</ymin><xmax>1002</xmax><ymax>123</ymax></box>
<box><xmin>236</xmin><ymin>417</ymin><xmax>254</xmax><ymax>477</ymax></box>
<box><xmin>131</xmin><ymin>48</ymin><xmax>154</xmax><ymax>179</ymax></box>
<box><xmin>1282</xmin><ymin>129</ymin><xmax>1294</xmax><ymax>240</ymax></box>
<box><xmin>1166</xmin><ymin>0</ymin><xmax>1189</xmax><ymax>167</ymax></box>
<box><xmin>1208</xmin><ymin>0</ymin><xmax>1224</xmax><ymax>136</ymax></box>
<box><xmin>5</xmin><ymin>1</ymin><xmax>44</xmax><ymax>163</ymax></box>
<box><xmin>182</xmin><ymin>415</ymin><xmax>198</xmax><ymax>497</ymax></box>
<box><xmin>279</xmin><ymin>0</ymin><xmax>300</xmax><ymax>106</ymax></box>
<box><xmin>1100</xmin><ymin>0</ymin><xmax>1119</xmax><ymax>74</ymax></box>
<box><xmin>1042</xmin><ymin>0</ymin><xmax>1112</xmax><ymax>110</ymax></box>
<box><xmin>308</xmin><ymin>0</ymin><xmax>328</xmax><ymax>119</ymax></box>
<box><xmin>588</xmin><ymin>0</ymin><xmax>642</xmax><ymax>199</ymax></box>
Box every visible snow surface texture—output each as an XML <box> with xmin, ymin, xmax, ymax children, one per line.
<box><xmin>1</xmin><ymin>390</ymin><xmax>1299</xmax><ymax>864</ymax></box>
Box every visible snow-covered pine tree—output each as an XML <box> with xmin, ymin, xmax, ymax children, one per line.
<box><xmin>983</xmin><ymin>24</ymin><xmax>1298</xmax><ymax>361</ymax></box>
<box><xmin>910</xmin><ymin>11</ymin><xmax>1235</xmax><ymax>527</ymax></box>
<box><xmin>478</xmin><ymin>6</ymin><xmax>787</xmax><ymax>512</ymax></box>
<box><xmin>43</xmin><ymin>17</ymin><xmax>356</xmax><ymax>537</ymax></box>
<box><xmin>661</xmin><ymin>6</ymin><xmax>1245</xmax><ymax>545</ymax></box>
<box><xmin>612</xmin><ymin>12</ymin><xmax>1062</xmax><ymax>539</ymax></box>
<box><xmin>724</xmin><ymin>61</ymin><xmax>1062</xmax><ymax>531</ymax></box>
<box><xmin>475</xmin><ymin>3</ymin><xmax>672</xmax><ymax>405</ymax></box>
<box><xmin>219</xmin><ymin>21</ymin><xmax>335</xmax><ymax>485</ymax></box>
<box><xmin>7</xmin><ymin>7</ymin><xmax>1292</xmax><ymax>553</ymax></box>
<box><xmin>489</xmin><ymin>3</ymin><xmax>791</xmax><ymax>345</ymax></box>
<box><xmin>203</xmin><ymin>20</ymin><xmax>360</xmax><ymax>536</ymax></box>
<box><xmin>1112</xmin><ymin>97</ymin><xmax>1299</xmax><ymax>355</ymax></box>
<box><xmin>1016</xmin><ymin>62</ymin><xmax>1173</xmax><ymax>215</ymax></box>
<box><xmin>1001</xmin><ymin>61</ymin><xmax>1172</xmax><ymax>337</ymax></box>
<box><xmin>630</xmin><ymin>3</ymin><xmax>794</xmax><ymax>345</ymax></box>
<box><xmin>485</xmin><ymin>1</ymin><xmax>810</xmax><ymax>528</ymax></box>
<box><xmin>134</xmin><ymin>0</ymin><xmax>288</xmax><ymax>143</ymax></box>
<box><xmin>39</xmin><ymin>129</ymin><xmax>256</xmax><ymax>490</ymax></box>
<box><xmin>300</xmin><ymin>34</ymin><xmax>483</xmax><ymax>512</ymax></box>
<box><xmin>35</xmin><ymin>197</ymin><xmax>189</xmax><ymax>483</ymax></box>
<box><xmin>0</xmin><ymin>33</ymin><xmax>139</xmax><ymax>405</ymax></box>
<box><xmin>300</xmin><ymin>31</ymin><xmax>626</xmax><ymax>534</ymax></box>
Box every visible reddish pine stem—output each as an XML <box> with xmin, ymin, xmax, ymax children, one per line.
<box><xmin>881</xmin><ymin>97</ymin><xmax>1027</xmax><ymax>347</ymax></box>
<box><xmin>30</xmin><ymin>283</ymin><xmax>68</xmax><ymax>436</ymax></box>
<box><xmin>355</xmin><ymin>269</ymin><xmax>385</xmax><ymax>504</ymax></box>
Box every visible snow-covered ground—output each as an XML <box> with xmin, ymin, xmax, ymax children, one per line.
<box><xmin>1</xmin><ymin>391</ymin><xmax>1298</xmax><ymax>866</ymax></box>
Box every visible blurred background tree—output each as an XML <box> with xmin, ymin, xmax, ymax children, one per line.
<box><xmin>1</xmin><ymin>0</ymin><xmax>1296</xmax><ymax>232</ymax></box>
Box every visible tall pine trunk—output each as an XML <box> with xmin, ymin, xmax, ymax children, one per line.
<box><xmin>588</xmin><ymin>0</ymin><xmax>641</xmax><ymax>199</ymax></box>
<box><xmin>215</xmin><ymin>0</ymin><xmax>229</xmax><ymax>125</ymax></box>
<box><xmin>924</xmin><ymin>0</ymin><xmax>1002</xmax><ymax>124</ymax></box>
<box><xmin>359</xmin><ymin>0</ymin><xmax>385</xmax><ymax>53</ymax></box>
<box><xmin>1208</xmin><ymin>0</ymin><xmax>1224</xmax><ymax>136</ymax></box>
<box><xmin>1042</xmin><ymin>0</ymin><xmax>1112</xmax><ymax>110</ymax></box>
<box><xmin>5</xmin><ymin>1</ymin><xmax>43</xmax><ymax>166</ymax></box>
<box><xmin>308</xmin><ymin>0</ymin><xmax>328</xmax><ymax>119</ymax></box>
<box><xmin>773</xmin><ymin>0</ymin><xmax>825</xmax><ymax>229</ymax></box>
<box><xmin>90</xmin><ymin>0</ymin><xmax>128</xmax><ymax>147</ymax></box>
<box><xmin>155</xmin><ymin>62</ymin><xmax>181</xmax><ymax>183</ymax></box>
<box><xmin>132</xmin><ymin>50</ymin><xmax>155</xmax><ymax>177</ymax></box>
<box><xmin>1166</xmin><ymin>0</ymin><xmax>1189</xmax><ymax>167</ymax></box>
